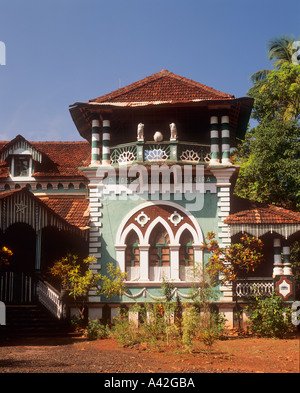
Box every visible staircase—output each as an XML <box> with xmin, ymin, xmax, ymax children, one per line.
<box><xmin>0</xmin><ymin>304</ymin><xmax>71</xmax><ymax>338</ymax></box>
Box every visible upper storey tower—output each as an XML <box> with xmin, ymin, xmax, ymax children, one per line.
<box><xmin>69</xmin><ymin>69</ymin><xmax>253</xmax><ymax>167</ymax></box>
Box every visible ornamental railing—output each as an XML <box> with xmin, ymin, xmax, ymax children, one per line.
<box><xmin>36</xmin><ymin>280</ymin><xmax>66</xmax><ymax>320</ymax></box>
<box><xmin>234</xmin><ymin>278</ymin><xmax>274</xmax><ymax>299</ymax></box>
<box><xmin>110</xmin><ymin>141</ymin><xmax>211</xmax><ymax>165</ymax></box>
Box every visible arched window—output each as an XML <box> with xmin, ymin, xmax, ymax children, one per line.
<box><xmin>125</xmin><ymin>230</ymin><xmax>140</xmax><ymax>267</ymax></box>
<box><xmin>149</xmin><ymin>224</ymin><xmax>170</xmax><ymax>267</ymax></box>
<box><xmin>179</xmin><ymin>230</ymin><xmax>194</xmax><ymax>266</ymax></box>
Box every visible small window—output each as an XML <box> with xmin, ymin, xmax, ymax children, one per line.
<box><xmin>14</xmin><ymin>156</ymin><xmax>30</xmax><ymax>177</ymax></box>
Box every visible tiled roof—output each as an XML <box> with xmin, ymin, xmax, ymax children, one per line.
<box><xmin>0</xmin><ymin>187</ymin><xmax>86</xmax><ymax>233</ymax></box>
<box><xmin>90</xmin><ymin>69</ymin><xmax>235</xmax><ymax>105</ymax></box>
<box><xmin>40</xmin><ymin>197</ymin><xmax>90</xmax><ymax>229</ymax></box>
<box><xmin>225</xmin><ymin>204</ymin><xmax>300</xmax><ymax>225</ymax></box>
<box><xmin>32</xmin><ymin>141</ymin><xmax>91</xmax><ymax>177</ymax></box>
<box><xmin>0</xmin><ymin>140</ymin><xmax>91</xmax><ymax>178</ymax></box>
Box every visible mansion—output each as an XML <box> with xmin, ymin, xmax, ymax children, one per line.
<box><xmin>0</xmin><ymin>70</ymin><xmax>298</xmax><ymax>328</ymax></box>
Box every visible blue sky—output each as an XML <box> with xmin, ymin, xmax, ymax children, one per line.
<box><xmin>0</xmin><ymin>0</ymin><xmax>299</xmax><ymax>141</ymax></box>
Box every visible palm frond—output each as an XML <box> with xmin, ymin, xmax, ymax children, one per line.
<box><xmin>249</xmin><ymin>69</ymin><xmax>271</xmax><ymax>83</ymax></box>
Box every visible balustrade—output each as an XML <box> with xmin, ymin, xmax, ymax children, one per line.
<box><xmin>110</xmin><ymin>141</ymin><xmax>211</xmax><ymax>165</ymax></box>
<box><xmin>234</xmin><ymin>278</ymin><xmax>274</xmax><ymax>298</ymax></box>
<box><xmin>36</xmin><ymin>280</ymin><xmax>66</xmax><ymax>319</ymax></box>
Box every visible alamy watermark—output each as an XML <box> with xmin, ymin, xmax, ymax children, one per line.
<box><xmin>95</xmin><ymin>164</ymin><xmax>205</xmax><ymax>212</ymax></box>
<box><xmin>0</xmin><ymin>41</ymin><xmax>6</xmax><ymax>66</ymax></box>
<box><xmin>292</xmin><ymin>41</ymin><xmax>300</xmax><ymax>65</ymax></box>
<box><xmin>292</xmin><ymin>301</ymin><xmax>300</xmax><ymax>326</ymax></box>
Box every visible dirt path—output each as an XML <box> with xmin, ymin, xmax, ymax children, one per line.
<box><xmin>0</xmin><ymin>335</ymin><xmax>299</xmax><ymax>374</ymax></box>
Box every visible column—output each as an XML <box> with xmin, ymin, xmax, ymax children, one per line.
<box><xmin>283</xmin><ymin>243</ymin><xmax>293</xmax><ymax>275</ymax></box>
<box><xmin>221</xmin><ymin>115</ymin><xmax>231</xmax><ymax>165</ymax></box>
<box><xmin>91</xmin><ymin>118</ymin><xmax>101</xmax><ymax>165</ymax></box>
<box><xmin>139</xmin><ymin>244</ymin><xmax>150</xmax><ymax>281</ymax></box>
<box><xmin>273</xmin><ymin>238</ymin><xmax>283</xmax><ymax>276</ymax></box>
<box><xmin>102</xmin><ymin>119</ymin><xmax>111</xmax><ymax>166</ymax></box>
<box><xmin>193</xmin><ymin>245</ymin><xmax>203</xmax><ymax>275</ymax></box>
<box><xmin>210</xmin><ymin>116</ymin><xmax>220</xmax><ymax>164</ymax></box>
<box><xmin>115</xmin><ymin>245</ymin><xmax>126</xmax><ymax>273</ymax></box>
<box><xmin>170</xmin><ymin>244</ymin><xmax>180</xmax><ymax>280</ymax></box>
<box><xmin>35</xmin><ymin>230</ymin><xmax>41</xmax><ymax>272</ymax></box>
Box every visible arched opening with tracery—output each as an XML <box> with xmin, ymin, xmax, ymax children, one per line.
<box><xmin>115</xmin><ymin>202</ymin><xmax>204</xmax><ymax>283</ymax></box>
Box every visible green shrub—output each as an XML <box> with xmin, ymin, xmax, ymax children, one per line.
<box><xmin>84</xmin><ymin>319</ymin><xmax>109</xmax><ymax>340</ymax></box>
<box><xmin>244</xmin><ymin>293</ymin><xmax>294</xmax><ymax>338</ymax></box>
<box><xmin>110</xmin><ymin>309</ymin><xmax>141</xmax><ymax>347</ymax></box>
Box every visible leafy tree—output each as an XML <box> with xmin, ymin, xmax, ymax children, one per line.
<box><xmin>200</xmin><ymin>231</ymin><xmax>264</xmax><ymax>285</ymax></box>
<box><xmin>248</xmin><ymin>63</ymin><xmax>300</xmax><ymax>122</ymax></box>
<box><xmin>234</xmin><ymin>119</ymin><xmax>300</xmax><ymax>210</ymax></box>
<box><xmin>250</xmin><ymin>35</ymin><xmax>299</xmax><ymax>82</ymax></box>
<box><xmin>50</xmin><ymin>254</ymin><xmax>127</xmax><ymax>320</ymax></box>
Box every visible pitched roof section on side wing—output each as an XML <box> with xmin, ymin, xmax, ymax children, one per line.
<box><xmin>0</xmin><ymin>139</ymin><xmax>91</xmax><ymax>179</ymax></box>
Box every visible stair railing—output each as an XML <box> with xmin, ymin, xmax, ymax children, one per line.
<box><xmin>36</xmin><ymin>280</ymin><xmax>66</xmax><ymax>320</ymax></box>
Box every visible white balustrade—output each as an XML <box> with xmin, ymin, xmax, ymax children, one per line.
<box><xmin>37</xmin><ymin>280</ymin><xmax>65</xmax><ymax>319</ymax></box>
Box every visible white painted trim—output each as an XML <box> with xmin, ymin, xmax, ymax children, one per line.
<box><xmin>92</xmin><ymin>119</ymin><xmax>100</xmax><ymax>128</ymax></box>
<box><xmin>119</xmin><ymin>222</ymin><xmax>144</xmax><ymax>244</ymax></box>
<box><xmin>174</xmin><ymin>222</ymin><xmax>202</xmax><ymax>244</ymax></box>
<box><xmin>144</xmin><ymin>216</ymin><xmax>175</xmax><ymax>244</ymax></box>
<box><xmin>115</xmin><ymin>200</ymin><xmax>203</xmax><ymax>246</ymax></box>
<box><xmin>103</xmin><ymin>120</ymin><xmax>110</xmax><ymax>127</ymax></box>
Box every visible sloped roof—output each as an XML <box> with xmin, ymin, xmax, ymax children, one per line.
<box><xmin>224</xmin><ymin>204</ymin><xmax>300</xmax><ymax>225</ymax></box>
<box><xmin>70</xmin><ymin>69</ymin><xmax>254</xmax><ymax>142</ymax></box>
<box><xmin>40</xmin><ymin>197</ymin><xmax>90</xmax><ymax>229</ymax></box>
<box><xmin>0</xmin><ymin>187</ymin><xmax>87</xmax><ymax>234</ymax></box>
<box><xmin>0</xmin><ymin>134</ymin><xmax>43</xmax><ymax>163</ymax></box>
<box><xmin>89</xmin><ymin>69</ymin><xmax>234</xmax><ymax>105</ymax></box>
<box><xmin>0</xmin><ymin>140</ymin><xmax>91</xmax><ymax>178</ymax></box>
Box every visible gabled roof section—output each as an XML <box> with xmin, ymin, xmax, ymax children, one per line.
<box><xmin>0</xmin><ymin>187</ymin><xmax>87</xmax><ymax>235</ymax></box>
<box><xmin>89</xmin><ymin>69</ymin><xmax>235</xmax><ymax>105</ymax></box>
<box><xmin>0</xmin><ymin>134</ymin><xmax>42</xmax><ymax>163</ymax></box>
<box><xmin>40</xmin><ymin>197</ymin><xmax>90</xmax><ymax>229</ymax></box>
<box><xmin>0</xmin><ymin>138</ymin><xmax>91</xmax><ymax>179</ymax></box>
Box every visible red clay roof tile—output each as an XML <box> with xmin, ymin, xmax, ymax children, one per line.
<box><xmin>40</xmin><ymin>197</ymin><xmax>90</xmax><ymax>229</ymax></box>
<box><xmin>0</xmin><ymin>140</ymin><xmax>91</xmax><ymax>178</ymax></box>
<box><xmin>225</xmin><ymin>204</ymin><xmax>300</xmax><ymax>225</ymax></box>
<box><xmin>90</xmin><ymin>69</ymin><xmax>234</xmax><ymax>104</ymax></box>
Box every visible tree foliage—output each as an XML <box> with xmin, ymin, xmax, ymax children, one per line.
<box><xmin>234</xmin><ymin>119</ymin><xmax>300</xmax><ymax>210</ymax></box>
<box><xmin>200</xmin><ymin>232</ymin><xmax>264</xmax><ymax>285</ymax></box>
<box><xmin>250</xmin><ymin>35</ymin><xmax>299</xmax><ymax>83</ymax></box>
<box><xmin>248</xmin><ymin>63</ymin><xmax>300</xmax><ymax>122</ymax></box>
<box><xmin>234</xmin><ymin>52</ymin><xmax>300</xmax><ymax>211</ymax></box>
<box><xmin>49</xmin><ymin>254</ymin><xmax>127</xmax><ymax>320</ymax></box>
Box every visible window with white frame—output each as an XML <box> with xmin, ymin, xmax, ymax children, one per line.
<box><xmin>10</xmin><ymin>155</ymin><xmax>33</xmax><ymax>178</ymax></box>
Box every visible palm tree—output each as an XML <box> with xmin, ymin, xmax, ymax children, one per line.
<box><xmin>250</xmin><ymin>35</ymin><xmax>298</xmax><ymax>83</ymax></box>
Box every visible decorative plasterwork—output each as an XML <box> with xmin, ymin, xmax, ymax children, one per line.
<box><xmin>168</xmin><ymin>210</ymin><xmax>183</xmax><ymax>226</ymax></box>
<box><xmin>135</xmin><ymin>211</ymin><xmax>150</xmax><ymax>227</ymax></box>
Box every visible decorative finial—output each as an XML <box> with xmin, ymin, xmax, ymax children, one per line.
<box><xmin>169</xmin><ymin>123</ymin><xmax>177</xmax><ymax>141</ymax></box>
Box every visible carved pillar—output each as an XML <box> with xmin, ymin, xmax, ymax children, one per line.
<box><xmin>273</xmin><ymin>238</ymin><xmax>283</xmax><ymax>276</ymax></box>
<box><xmin>221</xmin><ymin>115</ymin><xmax>231</xmax><ymax>165</ymax></box>
<box><xmin>210</xmin><ymin>116</ymin><xmax>220</xmax><ymax>164</ymax></box>
<box><xmin>283</xmin><ymin>242</ymin><xmax>293</xmax><ymax>275</ymax></box>
<box><xmin>102</xmin><ymin>119</ymin><xmax>111</xmax><ymax>166</ymax></box>
<box><xmin>91</xmin><ymin>118</ymin><xmax>101</xmax><ymax>165</ymax></box>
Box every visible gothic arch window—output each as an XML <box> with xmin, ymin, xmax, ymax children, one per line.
<box><xmin>125</xmin><ymin>230</ymin><xmax>140</xmax><ymax>268</ymax></box>
<box><xmin>179</xmin><ymin>229</ymin><xmax>194</xmax><ymax>267</ymax></box>
<box><xmin>149</xmin><ymin>224</ymin><xmax>170</xmax><ymax>267</ymax></box>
